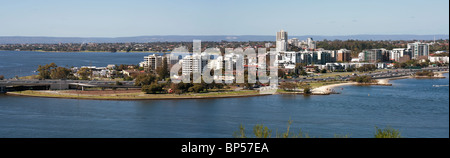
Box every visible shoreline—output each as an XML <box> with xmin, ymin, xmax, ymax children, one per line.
<box><xmin>5</xmin><ymin>72</ymin><xmax>448</xmax><ymax>100</ymax></box>
<box><xmin>311</xmin><ymin>71</ymin><xmax>449</xmax><ymax>94</ymax></box>
<box><xmin>6</xmin><ymin>90</ymin><xmax>271</xmax><ymax>101</ymax></box>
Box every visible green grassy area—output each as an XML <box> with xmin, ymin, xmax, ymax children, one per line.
<box><xmin>310</xmin><ymin>69</ymin><xmax>390</xmax><ymax>79</ymax></box>
<box><xmin>18</xmin><ymin>75</ymin><xmax>40</xmax><ymax>80</ymax></box>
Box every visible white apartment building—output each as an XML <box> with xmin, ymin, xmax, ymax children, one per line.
<box><xmin>276</xmin><ymin>30</ymin><xmax>288</xmax><ymax>52</ymax></box>
<box><xmin>407</xmin><ymin>42</ymin><xmax>429</xmax><ymax>59</ymax></box>
<box><xmin>144</xmin><ymin>54</ymin><xmax>164</xmax><ymax>72</ymax></box>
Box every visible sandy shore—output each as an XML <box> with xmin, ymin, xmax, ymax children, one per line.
<box><xmin>312</xmin><ymin>82</ymin><xmax>357</xmax><ymax>95</ymax></box>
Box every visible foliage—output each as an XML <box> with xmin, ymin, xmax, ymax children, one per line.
<box><xmin>303</xmin><ymin>88</ymin><xmax>311</xmax><ymax>94</ymax></box>
<box><xmin>357</xmin><ymin>64</ymin><xmax>377</xmax><ymax>72</ymax></box>
<box><xmin>233</xmin><ymin>124</ymin><xmax>247</xmax><ymax>138</ymax></box>
<box><xmin>300</xmin><ymin>70</ymin><xmax>308</xmax><ymax>76</ymax></box>
<box><xmin>415</xmin><ymin>70</ymin><xmax>435</xmax><ymax>77</ymax></box>
<box><xmin>374</xmin><ymin>126</ymin><xmax>402</xmax><ymax>138</ymax></box>
<box><xmin>50</xmin><ymin>67</ymin><xmax>72</xmax><ymax>79</ymax></box>
<box><xmin>134</xmin><ymin>73</ymin><xmax>157</xmax><ymax>86</ymax></box>
<box><xmin>37</xmin><ymin>63</ymin><xmax>57</xmax><ymax>79</ymax></box>
<box><xmin>77</xmin><ymin>67</ymin><xmax>92</xmax><ymax>80</ymax></box>
<box><xmin>156</xmin><ymin>58</ymin><xmax>169</xmax><ymax>79</ymax></box>
<box><xmin>351</xmin><ymin>75</ymin><xmax>374</xmax><ymax>83</ymax></box>
<box><xmin>253</xmin><ymin>124</ymin><xmax>272</xmax><ymax>138</ymax></box>
<box><xmin>279</xmin><ymin>82</ymin><xmax>297</xmax><ymax>91</ymax></box>
<box><xmin>142</xmin><ymin>83</ymin><xmax>165</xmax><ymax>94</ymax></box>
<box><xmin>234</xmin><ymin>120</ymin><xmax>403</xmax><ymax>138</ymax></box>
<box><xmin>188</xmin><ymin>84</ymin><xmax>206</xmax><ymax>93</ymax></box>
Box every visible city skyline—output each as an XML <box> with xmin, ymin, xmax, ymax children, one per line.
<box><xmin>0</xmin><ymin>0</ymin><xmax>449</xmax><ymax>37</ymax></box>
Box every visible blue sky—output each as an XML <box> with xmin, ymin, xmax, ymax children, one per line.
<box><xmin>0</xmin><ymin>0</ymin><xmax>448</xmax><ymax>37</ymax></box>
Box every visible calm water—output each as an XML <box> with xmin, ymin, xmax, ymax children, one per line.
<box><xmin>0</xmin><ymin>51</ymin><xmax>156</xmax><ymax>79</ymax></box>
<box><xmin>0</xmin><ymin>51</ymin><xmax>448</xmax><ymax>138</ymax></box>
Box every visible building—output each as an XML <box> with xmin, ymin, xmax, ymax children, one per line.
<box><xmin>407</xmin><ymin>42</ymin><xmax>429</xmax><ymax>59</ymax></box>
<box><xmin>306</xmin><ymin>38</ymin><xmax>316</xmax><ymax>50</ymax></box>
<box><xmin>288</xmin><ymin>38</ymin><xmax>299</xmax><ymax>47</ymax></box>
<box><xmin>144</xmin><ymin>54</ymin><xmax>164</xmax><ymax>72</ymax></box>
<box><xmin>390</xmin><ymin>48</ymin><xmax>411</xmax><ymax>62</ymax></box>
<box><xmin>336</xmin><ymin>49</ymin><xmax>351</xmax><ymax>62</ymax></box>
<box><xmin>429</xmin><ymin>56</ymin><xmax>449</xmax><ymax>63</ymax></box>
<box><xmin>276</xmin><ymin>30</ymin><xmax>288</xmax><ymax>52</ymax></box>
<box><xmin>276</xmin><ymin>51</ymin><xmax>297</xmax><ymax>69</ymax></box>
<box><xmin>362</xmin><ymin>49</ymin><xmax>385</xmax><ymax>63</ymax></box>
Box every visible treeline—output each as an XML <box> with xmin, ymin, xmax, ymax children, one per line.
<box><xmin>0</xmin><ymin>41</ymin><xmax>271</xmax><ymax>53</ymax></box>
<box><xmin>316</xmin><ymin>39</ymin><xmax>449</xmax><ymax>57</ymax></box>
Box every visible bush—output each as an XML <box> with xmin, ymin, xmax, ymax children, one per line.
<box><xmin>142</xmin><ymin>83</ymin><xmax>164</xmax><ymax>94</ymax></box>
<box><xmin>415</xmin><ymin>71</ymin><xmax>434</xmax><ymax>77</ymax></box>
<box><xmin>351</xmin><ymin>75</ymin><xmax>374</xmax><ymax>83</ymax></box>
<box><xmin>134</xmin><ymin>73</ymin><xmax>156</xmax><ymax>86</ymax></box>
<box><xmin>279</xmin><ymin>82</ymin><xmax>297</xmax><ymax>91</ymax></box>
<box><xmin>374</xmin><ymin>126</ymin><xmax>401</xmax><ymax>138</ymax></box>
<box><xmin>188</xmin><ymin>85</ymin><xmax>205</xmax><ymax>93</ymax></box>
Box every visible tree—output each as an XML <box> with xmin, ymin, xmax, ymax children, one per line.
<box><xmin>351</xmin><ymin>75</ymin><xmax>374</xmax><ymax>83</ymax></box>
<box><xmin>50</xmin><ymin>67</ymin><xmax>72</xmax><ymax>79</ymax></box>
<box><xmin>134</xmin><ymin>73</ymin><xmax>157</xmax><ymax>86</ymax></box>
<box><xmin>77</xmin><ymin>67</ymin><xmax>92</xmax><ymax>80</ymax></box>
<box><xmin>188</xmin><ymin>84</ymin><xmax>205</xmax><ymax>93</ymax></box>
<box><xmin>37</xmin><ymin>63</ymin><xmax>57</xmax><ymax>79</ymax></box>
<box><xmin>300</xmin><ymin>70</ymin><xmax>308</xmax><ymax>76</ymax></box>
<box><xmin>279</xmin><ymin>82</ymin><xmax>297</xmax><ymax>91</ymax></box>
<box><xmin>142</xmin><ymin>83</ymin><xmax>164</xmax><ymax>94</ymax></box>
<box><xmin>156</xmin><ymin>58</ymin><xmax>169</xmax><ymax>79</ymax></box>
<box><xmin>0</xmin><ymin>75</ymin><xmax>4</xmax><ymax>80</ymax></box>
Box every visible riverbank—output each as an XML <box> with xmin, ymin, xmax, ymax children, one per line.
<box><xmin>311</xmin><ymin>71</ymin><xmax>448</xmax><ymax>95</ymax></box>
<box><xmin>6</xmin><ymin>90</ymin><xmax>270</xmax><ymax>100</ymax></box>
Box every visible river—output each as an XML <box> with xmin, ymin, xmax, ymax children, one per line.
<box><xmin>0</xmin><ymin>51</ymin><xmax>448</xmax><ymax>138</ymax></box>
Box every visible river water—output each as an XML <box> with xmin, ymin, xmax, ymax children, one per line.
<box><xmin>0</xmin><ymin>51</ymin><xmax>448</xmax><ymax>138</ymax></box>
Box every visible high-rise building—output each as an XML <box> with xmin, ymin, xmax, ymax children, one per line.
<box><xmin>407</xmin><ymin>42</ymin><xmax>429</xmax><ymax>59</ymax></box>
<box><xmin>306</xmin><ymin>37</ymin><xmax>316</xmax><ymax>50</ymax></box>
<box><xmin>276</xmin><ymin>30</ymin><xmax>288</xmax><ymax>52</ymax></box>
<box><xmin>336</xmin><ymin>49</ymin><xmax>351</xmax><ymax>62</ymax></box>
<box><xmin>390</xmin><ymin>48</ymin><xmax>411</xmax><ymax>62</ymax></box>
<box><xmin>363</xmin><ymin>49</ymin><xmax>384</xmax><ymax>63</ymax></box>
<box><xmin>144</xmin><ymin>54</ymin><xmax>164</xmax><ymax>72</ymax></box>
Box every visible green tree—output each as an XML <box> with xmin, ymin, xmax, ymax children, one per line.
<box><xmin>50</xmin><ymin>67</ymin><xmax>72</xmax><ymax>79</ymax></box>
<box><xmin>134</xmin><ymin>73</ymin><xmax>157</xmax><ymax>86</ymax></box>
<box><xmin>279</xmin><ymin>82</ymin><xmax>297</xmax><ymax>91</ymax></box>
<box><xmin>300</xmin><ymin>70</ymin><xmax>308</xmax><ymax>76</ymax></box>
<box><xmin>37</xmin><ymin>63</ymin><xmax>57</xmax><ymax>79</ymax></box>
<box><xmin>142</xmin><ymin>83</ymin><xmax>164</xmax><ymax>94</ymax></box>
<box><xmin>156</xmin><ymin>58</ymin><xmax>169</xmax><ymax>79</ymax></box>
<box><xmin>77</xmin><ymin>67</ymin><xmax>92</xmax><ymax>80</ymax></box>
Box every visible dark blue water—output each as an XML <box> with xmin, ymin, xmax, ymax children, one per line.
<box><xmin>0</xmin><ymin>51</ymin><xmax>156</xmax><ymax>79</ymax></box>
<box><xmin>0</xmin><ymin>51</ymin><xmax>448</xmax><ymax>138</ymax></box>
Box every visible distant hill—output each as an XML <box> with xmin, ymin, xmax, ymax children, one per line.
<box><xmin>0</xmin><ymin>35</ymin><xmax>448</xmax><ymax>44</ymax></box>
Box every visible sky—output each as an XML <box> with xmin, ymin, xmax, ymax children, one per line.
<box><xmin>0</xmin><ymin>0</ymin><xmax>448</xmax><ymax>37</ymax></box>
